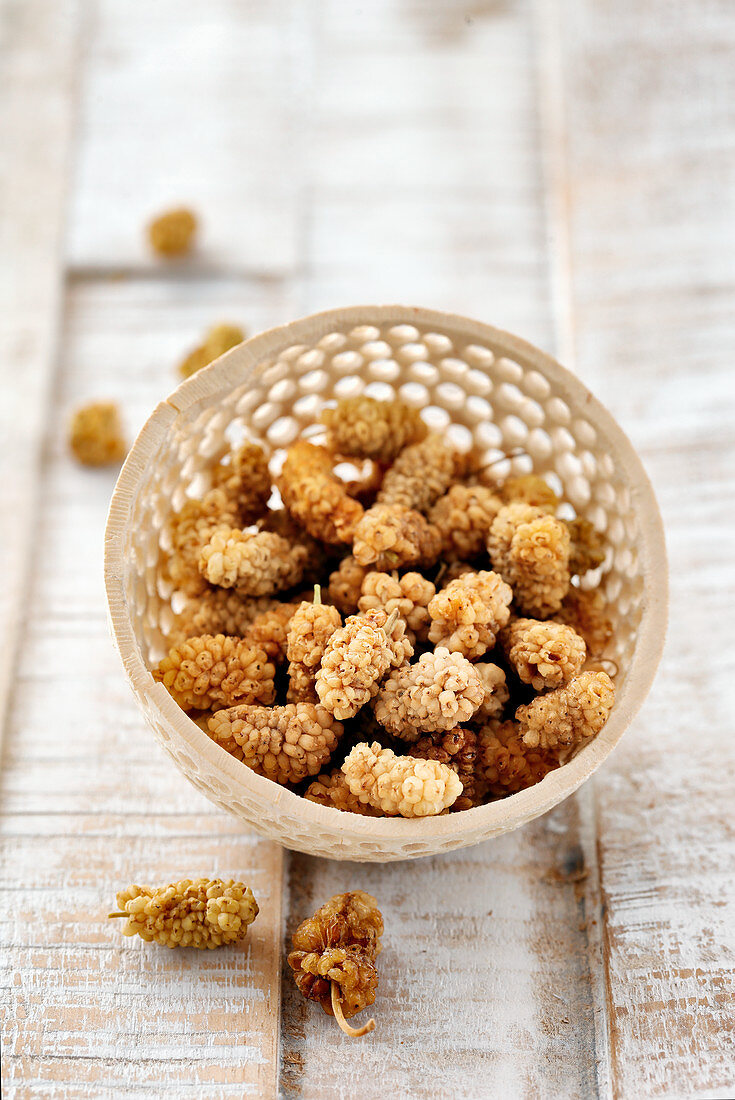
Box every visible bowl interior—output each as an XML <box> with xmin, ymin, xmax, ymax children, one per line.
<box><xmin>106</xmin><ymin>305</ymin><xmax>667</xmax><ymax>860</ymax></box>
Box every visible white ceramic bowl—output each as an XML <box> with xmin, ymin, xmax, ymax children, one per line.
<box><xmin>104</xmin><ymin>305</ymin><xmax>667</xmax><ymax>862</ymax></box>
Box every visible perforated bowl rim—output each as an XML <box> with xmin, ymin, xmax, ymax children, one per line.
<box><xmin>104</xmin><ymin>304</ymin><xmax>668</xmax><ymax>858</ymax></box>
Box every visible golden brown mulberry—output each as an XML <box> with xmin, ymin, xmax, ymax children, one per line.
<box><xmin>488</xmin><ymin>503</ymin><xmax>570</xmax><ymax>618</ymax></box>
<box><xmin>148</xmin><ymin>206</ymin><xmax>197</xmax><ymax>257</ymax></box>
<box><xmin>377</xmin><ymin>435</ymin><xmax>456</xmax><ymax>513</ymax></box>
<box><xmin>244</xmin><ymin>600</ymin><xmax>300</xmax><ymax>662</ymax></box>
<box><xmin>179</xmin><ymin>323</ymin><xmax>246</xmax><ymax>378</ymax></box>
<box><xmin>152</xmin><ymin>634</ymin><xmax>275</xmax><ymax>711</ymax></box>
<box><xmin>316</xmin><ymin>609</ymin><xmax>413</xmax><ymax>721</ymax></box>
<box><xmin>472</xmin><ymin>663</ymin><xmax>510</xmax><ymax>722</ymax></box>
<box><xmin>516</xmin><ymin>670</ymin><xmax>615</xmax><ymax>751</ymax></box>
<box><xmin>428</xmin><ymin>485</ymin><xmax>502</xmax><ymax>562</ymax></box>
<box><xmin>476</xmin><ymin>719</ymin><xmax>558</xmax><ymax>797</ymax></box>
<box><xmin>211</xmin><ymin>441</ymin><xmax>271</xmax><ymax>524</ymax></box>
<box><xmin>358</xmin><ymin>571</ymin><xmax>435</xmax><ymax>644</ymax></box>
<box><xmin>373</xmin><ymin>647</ymin><xmax>484</xmax><ymax>740</ymax></box>
<box><xmin>168</xmin><ymin>488</ymin><xmax>240</xmax><ymax>597</ymax></box>
<box><xmin>68</xmin><ymin>401</ymin><xmax>126</xmax><ymax>466</ymax></box>
<box><xmin>207</xmin><ymin>702</ymin><xmax>342</xmax><ymax>784</ymax></box>
<box><xmin>288</xmin><ymin>891</ymin><xmax>383</xmax><ymax>1036</ymax></box>
<box><xmin>199</xmin><ymin>527</ymin><xmax>309</xmax><ymax>596</ymax></box>
<box><xmin>172</xmin><ymin>591</ymin><xmax>282</xmax><ymax>645</ymax></box>
<box><xmin>501</xmin><ymin>618</ymin><xmax>586</xmax><ymax>691</ymax></box>
<box><xmin>352</xmin><ymin>504</ymin><xmax>442</xmax><ymax>571</ymax></box>
<box><xmin>321</xmin><ymin>396</ymin><xmax>427</xmax><ymax>463</ymax></box>
<box><xmin>305</xmin><ymin>769</ymin><xmax>382</xmax><ymax>816</ymax></box>
<box><xmin>428</xmin><ymin>570</ymin><xmax>513</xmax><ymax>659</ymax></box>
<box><xmin>342</xmin><ymin>741</ymin><xmax>463</xmax><ymax>816</ymax></box>
<box><xmin>409</xmin><ymin>728</ymin><xmax>478</xmax><ymax>811</ymax></box>
<box><xmin>501</xmin><ymin>474</ymin><xmax>559</xmax><ymax>512</ymax></box>
<box><xmin>110</xmin><ymin>879</ymin><xmax>257</xmax><ymax>948</ymax></box>
<box><xmin>567</xmin><ymin>518</ymin><xmax>606</xmax><ymax>576</ymax></box>
<box><xmin>278</xmin><ymin>441</ymin><xmax>363</xmax><ymax>544</ymax></box>
<box><xmin>554</xmin><ymin>586</ymin><xmax>613</xmax><ymax>655</ymax></box>
<box><xmin>327</xmin><ymin>555</ymin><xmax>370</xmax><ymax>615</ymax></box>
<box><xmin>286</xmin><ymin>587</ymin><xmax>342</xmax><ymax>702</ymax></box>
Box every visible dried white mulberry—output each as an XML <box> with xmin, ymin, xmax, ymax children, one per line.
<box><xmin>488</xmin><ymin>503</ymin><xmax>570</xmax><ymax>617</ymax></box>
<box><xmin>377</xmin><ymin>435</ymin><xmax>456</xmax><ymax>513</ymax></box>
<box><xmin>199</xmin><ymin>527</ymin><xmax>309</xmax><ymax>596</ymax></box>
<box><xmin>516</xmin><ymin>670</ymin><xmax>615</xmax><ymax>751</ymax></box>
<box><xmin>278</xmin><ymin>441</ymin><xmax>363</xmax><ymax>544</ymax></box>
<box><xmin>208</xmin><ymin>702</ymin><xmax>342</xmax><ymax>784</ymax></box>
<box><xmin>353</xmin><ymin>504</ymin><xmax>441</xmax><ymax>571</ymax></box>
<box><xmin>373</xmin><ymin>647</ymin><xmax>484</xmax><ymax>740</ymax></box>
<box><xmin>316</xmin><ymin>609</ymin><xmax>413</xmax><ymax>721</ymax></box>
<box><xmin>342</xmin><ymin>741</ymin><xmax>463</xmax><ymax>817</ymax></box>
<box><xmin>321</xmin><ymin>396</ymin><xmax>427</xmax><ymax>462</ymax></box>
<box><xmin>428</xmin><ymin>570</ymin><xmax>513</xmax><ymax>658</ymax></box>
<box><xmin>358</xmin><ymin>571</ymin><xmax>435</xmax><ymax>644</ymax></box>
<box><xmin>429</xmin><ymin>484</ymin><xmax>502</xmax><ymax>562</ymax></box>
<box><xmin>110</xmin><ymin>879</ymin><xmax>257</xmax><ymax>948</ymax></box>
<box><xmin>286</xmin><ymin>587</ymin><xmax>342</xmax><ymax>702</ymax></box>
<box><xmin>501</xmin><ymin>617</ymin><xmax>586</xmax><ymax>691</ymax></box>
<box><xmin>476</xmin><ymin>719</ymin><xmax>558</xmax><ymax>797</ymax></box>
<box><xmin>152</xmin><ymin>634</ymin><xmax>275</xmax><ymax>711</ymax></box>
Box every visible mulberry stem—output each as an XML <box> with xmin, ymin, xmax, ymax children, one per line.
<box><xmin>330</xmin><ymin>981</ymin><xmax>375</xmax><ymax>1038</ymax></box>
<box><xmin>108</xmin><ymin>912</ymin><xmax>127</xmax><ymax>919</ymax></box>
<box><xmin>382</xmin><ymin>608</ymin><xmax>400</xmax><ymax>636</ymax></box>
<box><xmin>313</xmin><ymin>583</ymin><xmax>322</xmax><ymax>606</ymax></box>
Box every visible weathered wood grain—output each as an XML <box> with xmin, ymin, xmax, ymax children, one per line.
<box><xmin>0</xmin><ymin>281</ymin><xmax>288</xmax><ymax>1099</ymax></box>
<box><xmin>542</xmin><ymin>0</ymin><xmax>735</xmax><ymax>1095</ymax></box>
<box><xmin>0</xmin><ymin>0</ymin><xmax>82</xmax><ymax>754</ymax></box>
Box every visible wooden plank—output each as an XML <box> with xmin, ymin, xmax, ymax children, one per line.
<box><xmin>280</xmin><ymin>3</ymin><xmax>605</xmax><ymax>1096</ymax></box>
<box><xmin>66</xmin><ymin>0</ymin><xmax>301</xmax><ymax>276</ymax></box>
<box><xmin>0</xmin><ymin>0</ymin><xmax>82</xmax><ymax>754</ymax></box>
<box><xmin>0</xmin><ymin>280</ymin><xmax>291</xmax><ymax>1098</ymax></box>
<box><xmin>542</xmin><ymin>0</ymin><xmax>735</xmax><ymax>1095</ymax></box>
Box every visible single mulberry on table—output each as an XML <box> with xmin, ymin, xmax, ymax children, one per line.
<box><xmin>208</xmin><ymin>702</ymin><xmax>342</xmax><ymax>784</ymax></box>
<box><xmin>429</xmin><ymin>484</ymin><xmax>503</xmax><ymax>562</ymax></box>
<box><xmin>199</xmin><ymin>527</ymin><xmax>309</xmax><ymax>597</ymax></box>
<box><xmin>316</xmin><ymin>608</ymin><xmax>413</xmax><ymax>721</ymax></box>
<box><xmin>321</xmin><ymin>395</ymin><xmax>427</xmax><ymax>462</ymax></box>
<box><xmin>358</xmin><ymin>570</ymin><xmax>435</xmax><ymax>644</ymax></box>
<box><xmin>152</xmin><ymin>634</ymin><xmax>275</xmax><ymax>711</ymax></box>
<box><xmin>476</xmin><ymin>719</ymin><xmax>558</xmax><ymax>797</ymax></box>
<box><xmin>501</xmin><ymin>618</ymin><xmax>586</xmax><ymax>691</ymax></box>
<box><xmin>147</xmin><ymin>206</ymin><xmax>197</xmax><ymax>256</ymax></box>
<box><xmin>516</xmin><ymin>670</ymin><xmax>615</xmax><ymax>751</ymax></box>
<box><xmin>288</xmin><ymin>891</ymin><xmax>383</xmax><ymax>1037</ymax></box>
<box><xmin>286</xmin><ymin>586</ymin><xmax>342</xmax><ymax>702</ymax></box>
<box><xmin>69</xmin><ymin>401</ymin><xmax>126</xmax><ymax>466</ymax></box>
<box><xmin>409</xmin><ymin>727</ymin><xmax>478</xmax><ymax>811</ymax></box>
<box><xmin>352</xmin><ymin>503</ymin><xmax>442</xmax><ymax>571</ymax></box>
<box><xmin>488</xmin><ymin>503</ymin><xmax>570</xmax><ymax>617</ymax></box>
<box><xmin>428</xmin><ymin>570</ymin><xmax>512</xmax><ymax>659</ymax></box>
<box><xmin>373</xmin><ymin>647</ymin><xmax>484</xmax><ymax>740</ymax></box>
<box><xmin>109</xmin><ymin>879</ymin><xmax>257</xmax><ymax>948</ymax></box>
<box><xmin>278</xmin><ymin>441</ymin><xmax>363</xmax><ymax>544</ymax></box>
<box><xmin>377</xmin><ymin>434</ymin><xmax>456</xmax><ymax>513</ymax></box>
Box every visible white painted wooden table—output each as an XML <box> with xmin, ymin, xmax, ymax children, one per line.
<box><xmin>1</xmin><ymin>1</ymin><xmax>733</xmax><ymax>1097</ymax></box>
